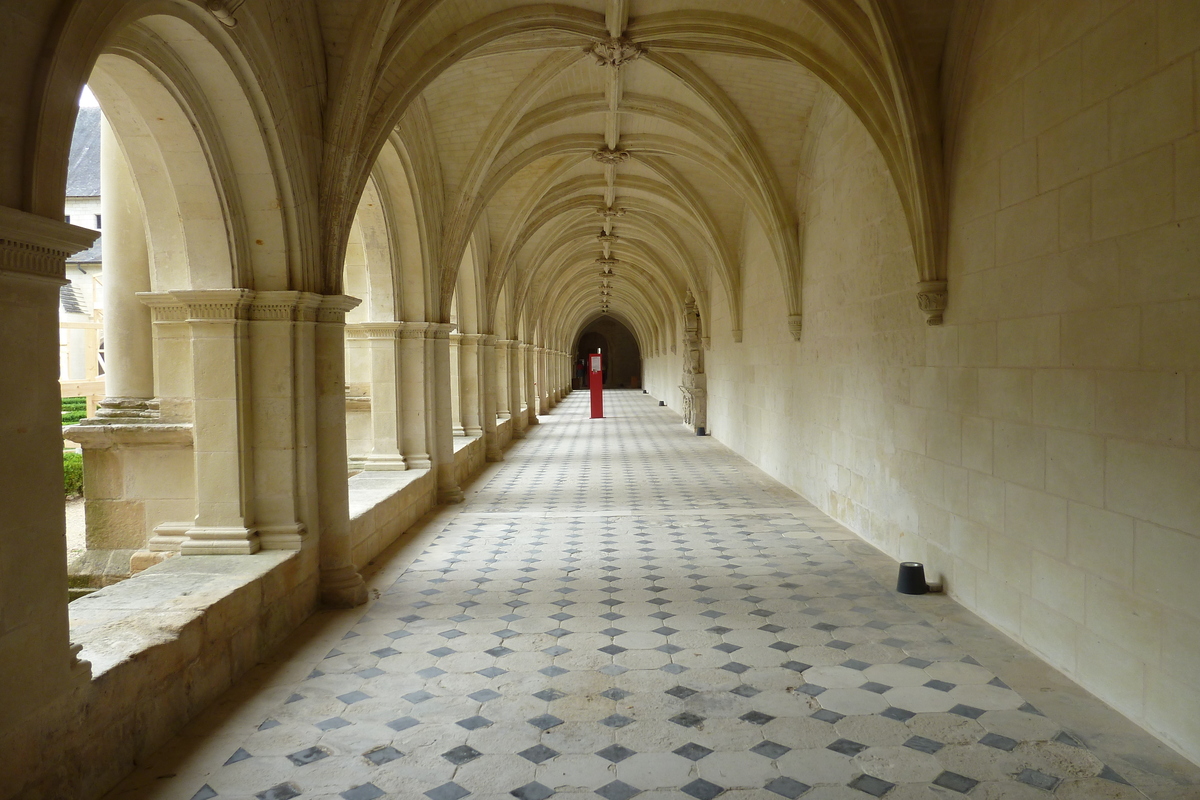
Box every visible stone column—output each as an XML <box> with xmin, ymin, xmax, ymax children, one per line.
<box><xmin>346</xmin><ymin>322</ymin><xmax>405</xmax><ymax>470</ymax></box>
<box><xmin>537</xmin><ymin>346</ymin><xmax>550</xmax><ymax>414</ymax></box>
<box><xmin>140</xmin><ymin>290</ymin><xmax>259</xmax><ymax>554</ymax></box>
<box><xmin>458</xmin><ymin>333</ymin><xmax>483</xmax><ymax>437</ymax></box>
<box><xmin>315</xmin><ymin>295</ymin><xmax>367</xmax><ymax>607</ymax></box>
<box><xmin>429</xmin><ymin>323</ymin><xmax>464</xmax><ymax>503</ymax></box>
<box><xmin>523</xmin><ymin>342</ymin><xmax>539</xmax><ymax>427</ymax></box>
<box><xmin>0</xmin><ymin>208</ymin><xmax>96</xmax><ymax>734</ymax></box>
<box><xmin>449</xmin><ymin>332</ymin><xmax>464</xmax><ymax>436</ymax></box>
<box><xmin>398</xmin><ymin>322</ymin><xmax>432</xmax><ymax>468</ymax></box>
<box><xmin>480</xmin><ymin>335</ymin><xmax>502</xmax><ymax>462</ymax></box>
<box><xmin>508</xmin><ymin>340</ymin><xmax>527</xmax><ymax>438</ymax></box>
<box><xmin>96</xmin><ymin>116</ymin><xmax>155</xmax><ymax>418</ymax></box>
<box><xmin>495</xmin><ymin>339</ymin><xmax>511</xmax><ymax>419</ymax></box>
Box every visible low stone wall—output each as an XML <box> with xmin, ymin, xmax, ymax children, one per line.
<box><xmin>2</xmin><ymin>549</ymin><xmax>318</xmax><ymax>800</ymax></box>
<box><xmin>452</xmin><ymin>433</ymin><xmax>486</xmax><ymax>490</ymax></box>
<box><xmin>348</xmin><ymin>469</ymin><xmax>436</xmax><ymax>570</ymax></box>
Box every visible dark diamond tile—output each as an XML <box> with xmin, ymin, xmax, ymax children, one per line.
<box><xmin>759</xmin><ymin>624</ymin><xmax>785</xmax><ymax>634</ymax></box>
<box><xmin>599</xmin><ymin>644</ymin><xmax>627</xmax><ymax>655</ymax></box>
<box><xmin>900</xmin><ymin>656</ymin><xmax>932</xmax><ymax>669</ymax></box>
<box><xmin>795</xmin><ymin>683</ymin><xmax>825</xmax><ymax>697</ymax></box>
<box><xmin>540</xmin><ymin>666</ymin><xmax>568</xmax><ymax>677</ymax></box>
<box><xmin>826</xmin><ymin>738</ymin><xmax>868</xmax><ymax>757</ymax></box>
<box><xmin>511</xmin><ymin>782</ymin><xmax>554</xmax><ymax>800</ymax></box>
<box><xmin>425</xmin><ymin>783</ymin><xmax>470</xmax><ymax>800</ymax></box>
<box><xmin>596</xmin><ymin>744</ymin><xmax>637</xmax><ymax>763</ymax></box>
<box><xmin>740</xmin><ymin>710</ymin><xmax>775</xmax><ymax>725</ymax></box>
<box><xmin>519</xmin><ymin>744</ymin><xmax>560</xmax><ymax>764</ymax></box>
<box><xmin>486</xmin><ymin>646</ymin><xmax>514</xmax><ymax>658</ymax></box>
<box><xmin>364</xmin><ymin>745</ymin><xmax>403</xmax><ymax>765</ymax></box>
<box><xmin>670</xmin><ymin>711</ymin><xmax>706</xmax><ymax>728</ymax></box>
<box><xmin>681</xmin><ymin>778</ymin><xmax>724</xmax><ymax>800</ymax></box>
<box><xmin>782</xmin><ymin>661</ymin><xmax>813</xmax><ymax>673</ymax></box>
<box><xmin>750</xmin><ymin>740</ymin><xmax>791</xmax><ymax>759</ymax></box>
<box><xmin>534</xmin><ymin>688</ymin><xmax>567</xmax><ymax>702</ymax></box>
<box><xmin>880</xmin><ymin>706</ymin><xmax>915</xmax><ymax>722</ymax></box>
<box><xmin>948</xmin><ymin>704</ymin><xmax>986</xmax><ymax>719</ymax></box>
<box><xmin>1098</xmin><ymin>765</ymin><xmax>1131</xmax><ymax>785</ymax></box>
<box><xmin>666</xmin><ymin>685</ymin><xmax>698</xmax><ymax>700</ymax></box>
<box><xmin>287</xmin><ymin>746</ymin><xmax>330</xmax><ymax>766</ymax></box>
<box><xmin>456</xmin><ymin>715</ymin><xmax>492</xmax><ymax>730</ymax></box>
<box><xmin>1055</xmin><ymin>731</ymin><xmax>1084</xmax><ymax>748</ymax></box>
<box><xmin>341</xmin><ymin>784</ymin><xmax>386</xmax><ymax>800</ymax></box>
<box><xmin>479</xmin><ymin>666</ymin><xmax>508</xmax><ymax>678</ymax></box>
<box><xmin>442</xmin><ymin>745</ymin><xmax>483</xmax><ymax>765</ymax></box>
<box><xmin>841</xmin><ymin>659</ymin><xmax>871</xmax><ymax>671</ymax></box>
<box><xmin>315</xmin><ymin>717</ymin><xmax>351</xmax><ymax>731</ymax></box>
<box><xmin>903</xmin><ymin>735</ymin><xmax>944</xmax><ymax>754</ymax></box>
<box><xmin>674</xmin><ymin>742</ymin><xmax>714</xmax><ymax>761</ymax></box>
<box><xmin>1016</xmin><ymin>769</ymin><xmax>1060</xmax><ymax>791</ymax></box>
<box><xmin>403</xmin><ymin>690</ymin><xmax>434</xmax><ymax>704</ymax></box>
<box><xmin>417</xmin><ymin>667</ymin><xmax>446</xmax><ymax>679</ymax></box>
<box><xmin>932</xmin><ymin>771</ymin><xmax>979</xmax><ymax>794</ymax></box>
<box><xmin>714</xmin><ymin>642</ymin><xmax>741</xmax><ymax>653</ymax></box>
<box><xmin>528</xmin><ymin>713</ymin><xmax>564</xmax><ymax>730</ymax></box>
<box><xmin>769</xmin><ymin>641</ymin><xmax>798</xmax><ymax>652</ymax></box>
<box><xmin>601</xmin><ymin>688</ymin><xmax>631</xmax><ymax>701</ymax></box>
<box><xmin>720</xmin><ymin>662</ymin><xmax>750</xmax><ymax>674</ymax></box>
<box><xmin>469</xmin><ymin>688</ymin><xmax>501</xmax><ymax>703</ymax></box>
<box><xmin>600</xmin><ymin>714</ymin><xmax>634</xmax><ymax>728</ymax></box>
<box><xmin>979</xmin><ymin>732</ymin><xmax>1018</xmax><ymax>751</ymax></box>
<box><xmin>764</xmin><ymin>777</ymin><xmax>811</xmax><ymax>799</ymax></box>
<box><xmin>653</xmin><ymin>626</ymin><xmax>679</xmax><ymax>636</ymax></box>
<box><xmin>848</xmin><ymin>774</ymin><xmax>894</xmax><ymax>797</ymax></box>
<box><xmin>386</xmin><ymin>716</ymin><xmax>419</xmax><ymax>732</ymax></box>
<box><xmin>258</xmin><ymin>719</ymin><xmax>281</xmax><ymax>731</ymax></box>
<box><xmin>924</xmin><ymin>679</ymin><xmax>955</xmax><ymax>692</ymax></box>
<box><xmin>595</xmin><ymin>780</ymin><xmax>641</xmax><ymax>800</ymax></box>
<box><xmin>257</xmin><ymin>784</ymin><xmax>302</xmax><ymax>800</ymax></box>
<box><xmin>811</xmin><ymin>709</ymin><xmax>845</xmax><ymax>724</ymax></box>
<box><xmin>224</xmin><ymin>747</ymin><xmax>252</xmax><ymax>766</ymax></box>
<box><xmin>190</xmin><ymin>786</ymin><xmax>218</xmax><ymax>800</ymax></box>
<box><xmin>860</xmin><ymin>682</ymin><xmax>891</xmax><ymax>694</ymax></box>
<box><xmin>730</xmin><ymin>684</ymin><xmax>761</xmax><ymax>698</ymax></box>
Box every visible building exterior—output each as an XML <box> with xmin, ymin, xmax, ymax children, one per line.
<box><xmin>0</xmin><ymin>1</ymin><xmax>1197</xmax><ymax>797</ymax></box>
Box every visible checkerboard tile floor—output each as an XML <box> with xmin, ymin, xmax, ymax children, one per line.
<box><xmin>107</xmin><ymin>391</ymin><xmax>1180</xmax><ymax>799</ymax></box>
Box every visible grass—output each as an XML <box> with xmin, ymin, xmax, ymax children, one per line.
<box><xmin>64</xmin><ymin>451</ymin><xmax>83</xmax><ymax>497</ymax></box>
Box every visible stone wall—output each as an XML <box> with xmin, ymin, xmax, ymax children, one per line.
<box><xmin>643</xmin><ymin>0</ymin><xmax>1200</xmax><ymax>763</ymax></box>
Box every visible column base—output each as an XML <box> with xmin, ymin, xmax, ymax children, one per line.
<box><xmin>259</xmin><ymin>523</ymin><xmax>305</xmax><ymax>550</ymax></box>
<box><xmin>405</xmin><ymin>455</ymin><xmax>433</xmax><ymax>469</ymax></box>
<box><xmin>465</xmin><ymin>427</ymin><xmax>484</xmax><ymax>437</ymax></box>
<box><xmin>181</xmin><ymin>526</ymin><xmax>260</xmax><ymax>555</ymax></box>
<box><xmin>360</xmin><ymin>453</ymin><xmax>408</xmax><ymax>471</ymax></box>
<box><xmin>438</xmin><ymin>486</ymin><xmax>465</xmax><ymax>504</ymax></box>
<box><xmin>320</xmin><ymin>566</ymin><xmax>367</xmax><ymax>608</ymax></box>
<box><xmin>453</xmin><ymin>426</ymin><xmax>466</xmax><ymax>437</ymax></box>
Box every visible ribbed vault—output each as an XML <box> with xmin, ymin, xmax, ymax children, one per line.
<box><xmin>319</xmin><ymin>0</ymin><xmax>954</xmax><ymax>349</ymax></box>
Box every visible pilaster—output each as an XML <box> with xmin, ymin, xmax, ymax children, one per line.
<box><xmin>428</xmin><ymin>322</ymin><xmax>464</xmax><ymax>503</ymax></box>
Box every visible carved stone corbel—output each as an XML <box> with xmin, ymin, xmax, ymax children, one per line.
<box><xmin>592</xmin><ymin>147</ymin><xmax>630</xmax><ymax>165</ymax></box>
<box><xmin>916</xmin><ymin>280</ymin><xmax>948</xmax><ymax>326</ymax></box>
<box><xmin>787</xmin><ymin>314</ymin><xmax>803</xmax><ymax>341</ymax></box>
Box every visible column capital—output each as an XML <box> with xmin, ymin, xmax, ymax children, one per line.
<box><xmin>480</xmin><ymin>334</ymin><xmax>498</xmax><ymax>347</ymax></box>
<box><xmin>248</xmin><ymin>290</ymin><xmax>322</xmax><ymax>322</ymax></box>
<box><xmin>519</xmin><ymin>342</ymin><xmax>535</xmax><ymax>351</ymax></box>
<box><xmin>317</xmin><ymin>294</ymin><xmax>362</xmax><ymax>323</ymax></box>
<box><xmin>0</xmin><ymin>206</ymin><xmax>97</xmax><ymax>284</ymax></box>
<box><xmin>496</xmin><ymin>339</ymin><xmax>517</xmax><ymax>349</ymax></box>
<box><xmin>345</xmin><ymin>321</ymin><xmax>404</xmax><ymax>340</ymax></box>
<box><xmin>426</xmin><ymin>322</ymin><xmax>457</xmax><ymax>339</ymax></box>
<box><xmin>397</xmin><ymin>320</ymin><xmax>432</xmax><ymax>339</ymax></box>
<box><xmin>459</xmin><ymin>333</ymin><xmax>485</xmax><ymax>345</ymax></box>
<box><xmin>138</xmin><ymin>289</ymin><xmax>254</xmax><ymax>321</ymax></box>
<box><xmin>449</xmin><ymin>331</ymin><xmax>463</xmax><ymax>343</ymax></box>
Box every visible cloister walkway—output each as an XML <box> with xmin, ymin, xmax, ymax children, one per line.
<box><xmin>105</xmin><ymin>392</ymin><xmax>1198</xmax><ymax>800</ymax></box>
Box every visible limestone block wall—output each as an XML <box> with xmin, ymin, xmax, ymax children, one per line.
<box><xmin>643</xmin><ymin>0</ymin><xmax>1200</xmax><ymax>763</ymax></box>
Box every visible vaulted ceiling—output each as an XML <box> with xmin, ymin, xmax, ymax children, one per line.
<box><xmin>332</xmin><ymin>0</ymin><xmax>955</xmax><ymax>347</ymax></box>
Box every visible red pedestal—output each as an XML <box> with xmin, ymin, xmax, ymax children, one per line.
<box><xmin>589</xmin><ymin>353</ymin><xmax>604</xmax><ymax>418</ymax></box>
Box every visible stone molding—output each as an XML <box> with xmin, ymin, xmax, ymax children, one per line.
<box><xmin>427</xmin><ymin>322</ymin><xmax>457</xmax><ymax>339</ymax></box>
<box><xmin>204</xmin><ymin>0</ymin><xmax>245</xmax><ymax>27</ymax></box>
<box><xmin>480</xmin><ymin>335</ymin><xmax>498</xmax><ymax>346</ymax></box>
<box><xmin>916</xmin><ymin>280</ymin><xmax>948</xmax><ymax>326</ymax></box>
<box><xmin>249</xmin><ymin>291</ymin><xmax>320</xmax><ymax>322</ymax></box>
<box><xmin>397</xmin><ymin>321</ymin><xmax>432</xmax><ymax>339</ymax></box>
<box><xmin>597</xmin><ymin>206</ymin><xmax>626</xmax><ymax>219</ymax></box>
<box><xmin>317</xmin><ymin>294</ymin><xmax>362</xmax><ymax>324</ymax></box>
<box><xmin>345</xmin><ymin>322</ymin><xmax>403</xmax><ymax>340</ymax></box>
<box><xmin>63</xmin><ymin>422</ymin><xmax>193</xmax><ymax>449</ymax></box>
<box><xmin>583</xmin><ymin>35</ymin><xmax>645</xmax><ymax>67</ymax></box>
<box><xmin>449</xmin><ymin>332</ymin><xmax>463</xmax><ymax>344</ymax></box>
<box><xmin>458</xmin><ymin>333</ymin><xmax>485</xmax><ymax>345</ymax></box>
<box><xmin>0</xmin><ymin>206</ymin><xmax>98</xmax><ymax>284</ymax></box>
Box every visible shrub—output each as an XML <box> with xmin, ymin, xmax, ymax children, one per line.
<box><xmin>62</xmin><ymin>396</ymin><xmax>87</xmax><ymax>425</ymax></box>
<box><xmin>63</xmin><ymin>452</ymin><xmax>83</xmax><ymax>497</ymax></box>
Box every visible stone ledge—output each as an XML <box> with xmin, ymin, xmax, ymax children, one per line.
<box><xmin>349</xmin><ymin>469</ymin><xmax>437</xmax><ymax>569</ymax></box>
